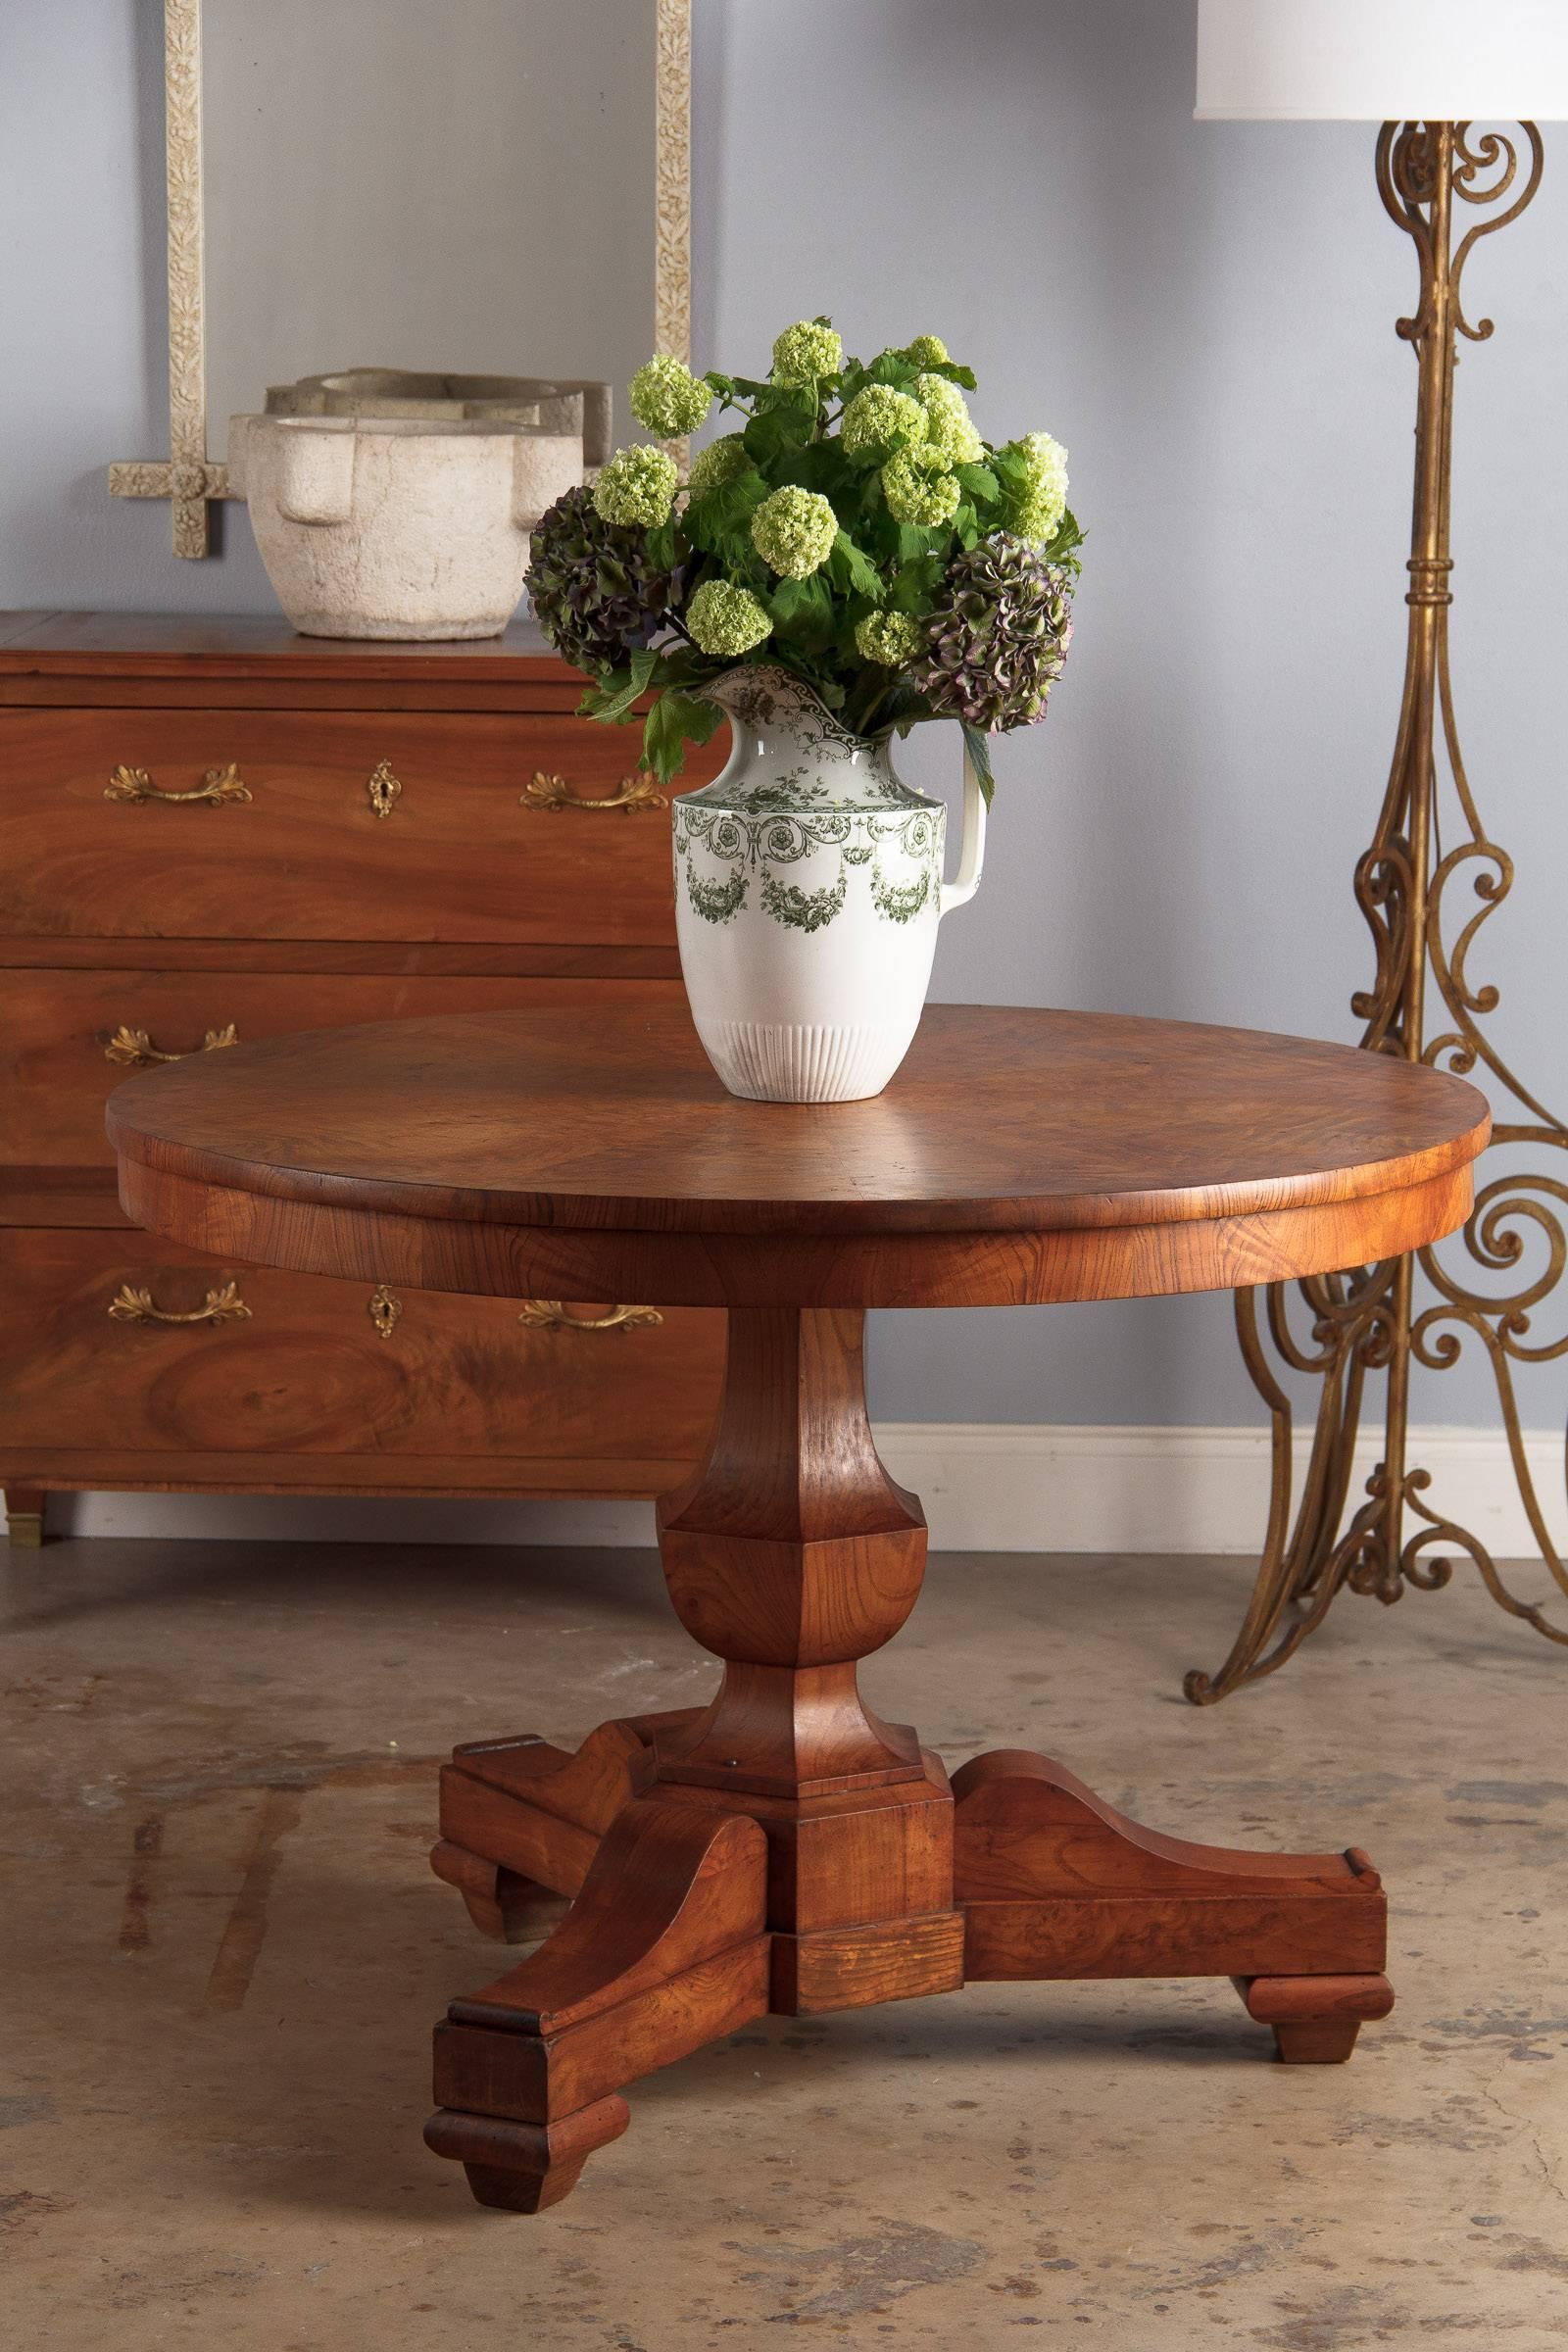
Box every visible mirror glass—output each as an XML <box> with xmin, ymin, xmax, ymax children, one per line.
<box><xmin>200</xmin><ymin>0</ymin><xmax>657</xmax><ymax>466</ymax></box>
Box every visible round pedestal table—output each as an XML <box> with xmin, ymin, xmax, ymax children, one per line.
<box><xmin>107</xmin><ymin>1002</ymin><xmax>1489</xmax><ymax>2214</ymax></box>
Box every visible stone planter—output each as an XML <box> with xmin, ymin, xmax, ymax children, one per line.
<box><xmin>228</xmin><ymin>414</ymin><xmax>582</xmax><ymax>641</ymax></box>
<box><xmin>263</xmin><ymin>369</ymin><xmax>612</xmax><ymax>467</ymax></box>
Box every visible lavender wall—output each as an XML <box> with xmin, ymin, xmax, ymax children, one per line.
<box><xmin>3</xmin><ymin>0</ymin><xmax>1564</xmax><ymax>1443</ymax></box>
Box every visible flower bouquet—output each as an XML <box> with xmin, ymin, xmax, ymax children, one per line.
<box><xmin>525</xmin><ymin>320</ymin><xmax>1082</xmax><ymax>1103</ymax></box>
<box><xmin>527</xmin><ymin>318</ymin><xmax>1080</xmax><ymax>801</ymax></box>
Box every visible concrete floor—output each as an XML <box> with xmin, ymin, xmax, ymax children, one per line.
<box><xmin>2</xmin><ymin>1535</ymin><xmax>1566</xmax><ymax>2350</ymax></box>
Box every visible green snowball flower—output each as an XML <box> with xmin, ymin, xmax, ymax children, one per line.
<box><xmin>881</xmin><ymin>448</ymin><xmax>960</xmax><ymax>529</ymax></box>
<box><xmin>913</xmin><ymin>374</ymin><xmax>984</xmax><ymax>466</ymax></box>
<box><xmin>686</xmin><ymin>578</ymin><xmax>773</xmax><ymax>658</ymax></box>
<box><xmin>593</xmin><ymin>444</ymin><xmax>679</xmax><ymax>529</ymax></box>
<box><xmin>1012</xmin><ymin>487</ymin><xmax>1068</xmax><ymax>545</ymax></box>
<box><xmin>751</xmin><ymin>484</ymin><xmax>838</xmax><ymax>578</ymax></box>
<box><xmin>1015</xmin><ymin>429</ymin><xmax>1069</xmax><ymax>487</ymax></box>
<box><xmin>841</xmin><ymin>385</ymin><xmax>928</xmax><ymax>463</ymax></box>
<box><xmin>854</xmin><ymin>610</ymin><xmax>924</xmax><ymax>667</ymax></box>
<box><xmin>1004</xmin><ymin>431</ymin><xmax>1069</xmax><ymax>543</ymax></box>
<box><xmin>628</xmin><ymin>354</ymin><xmax>712</xmax><ymax>437</ymax></box>
<box><xmin>904</xmin><ymin>334</ymin><xmax>950</xmax><ymax>367</ymax></box>
<box><xmin>685</xmin><ymin>434</ymin><xmax>752</xmax><ymax>497</ymax></box>
<box><xmin>770</xmin><ymin>318</ymin><xmax>844</xmax><ymax>384</ymax></box>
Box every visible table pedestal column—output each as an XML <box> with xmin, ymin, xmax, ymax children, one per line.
<box><xmin>426</xmin><ymin>1308</ymin><xmax>1392</xmax><ymax>2214</ymax></box>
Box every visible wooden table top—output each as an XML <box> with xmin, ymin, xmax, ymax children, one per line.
<box><xmin>107</xmin><ymin>1003</ymin><xmax>1490</xmax><ymax>1310</ymax></box>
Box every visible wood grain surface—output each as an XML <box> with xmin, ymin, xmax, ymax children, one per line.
<box><xmin>0</xmin><ymin>1228</ymin><xmax>721</xmax><ymax>1495</ymax></box>
<box><xmin>108</xmin><ymin>1002</ymin><xmax>1490</xmax><ymax>1311</ymax></box>
<box><xmin>0</xmin><ymin>709</ymin><xmax>721</xmax><ymax>945</ymax></box>
<box><xmin>0</xmin><ymin>609</ymin><xmax>573</xmax><ymax>679</ymax></box>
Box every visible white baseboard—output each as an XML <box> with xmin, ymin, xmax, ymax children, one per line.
<box><xmin>29</xmin><ymin>1421</ymin><xmax>1563</xmax><ymax>1557</ymax></box>
<box><xmin>877</xmin><ymin>1422</ymin><xmax>1566</xmax><ymax>1558</ymax></box>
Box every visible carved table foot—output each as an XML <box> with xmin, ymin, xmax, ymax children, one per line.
<box><xmin>423</xmin><ymin>2098</ymin><xmax>631</xmax><ymax>2213</ymax></box>
<box><xmin>1234</xmin><ymin>1972</ymin><xmax>1396</xmax><ymax>2063</ymax></box>
<box><xmin>953</xmin><ymin>1749</ymin><xmax>1391</xmax><ymax>2051</ymax></box>
<box><xmin>426</xmin><ymin>1795</ymin><xmax>770</xmax><ymax>2210</ymax></box>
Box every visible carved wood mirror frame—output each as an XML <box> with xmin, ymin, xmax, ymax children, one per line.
<box><xmin>109</xmin><ymin>0</ymin><xmax>693</xmax><ymax>560</ymax></box>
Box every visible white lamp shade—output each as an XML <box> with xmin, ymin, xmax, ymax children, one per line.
<box><xmin>1197</xmin><ymin>0</ymin><xmax>1568</xmax><ymax>121</ymax></box>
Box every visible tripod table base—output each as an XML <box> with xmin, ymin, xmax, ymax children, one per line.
<box><xmin>425</xmin><ymin>1713</ymin><xmax>1392</xmax><ymax>2214</ymax></box>
<box><xmin>424</xmin><ymin>1305</ymin><xmax>1394</xmax><ymax>2214</ymax></box>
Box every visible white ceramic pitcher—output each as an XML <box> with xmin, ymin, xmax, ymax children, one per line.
<box><xmin>672</xmin><ymin>666</ymin><xmax>987</xmax><ymax>1102</ymax></box>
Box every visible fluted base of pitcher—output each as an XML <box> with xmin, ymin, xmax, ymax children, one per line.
<box><xmin>694</xmin><ymin>1017</ymin><xmax>918</xmax><ymax>1103</ymax></box>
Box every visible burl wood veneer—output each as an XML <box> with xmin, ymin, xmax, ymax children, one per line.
<box><xmin>0</xmin><ymin>612</ymin><xmax>727</xmax><ymax>1539</ymax></box>
<box><xmin>107</xmin><ymin>1000</ymin><xmax>1489</xmax><ymax>2212</ymax></box>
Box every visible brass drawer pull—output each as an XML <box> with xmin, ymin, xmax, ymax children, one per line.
<box><xmin>516</xmin><ymin>1299</ymin><xmax>663</xmax><ymax>1334</ymax></box>
<box><xmin>105</xmin><ymin>762</ymin><xmax>252</xmax><ymax>808</ymax></box>
<box><xmin>104</xmin><ymin>1021</ymin><xmax>238</xmax><ymax>1069</ymax></box>
<box><xmin>367</xmin><ymin>760</ymin><xmax>402</xmax><ymax>819</ymax></box>
<box><xmin>368</xmin><ymin>1284</ymin><xmax>404</xmax><ymax>1339</ymax></box>
<box><xmin>520</xmin><ymin>770</ymin><xmax>668</xmax><ymax>815</ymax></box>
<box><xmin>108</xmin><ymin>1279</ymin><xmax>252</xmax><ymax>1327</ymax></box>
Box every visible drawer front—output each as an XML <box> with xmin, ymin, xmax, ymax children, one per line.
<box><xmin>0</xmin><ymin>1230</ymin><xmax>723</xmax><ymax>1479</ymax></box>
<box><xmin>1</xmin><ymin>969</ymin><xmax>687</xmax><ymax>1175</ymax></box>
<box><xmin>0</xmin><ymin>709</ymin><xmax>726</xmax><ymax>944</ymax></box>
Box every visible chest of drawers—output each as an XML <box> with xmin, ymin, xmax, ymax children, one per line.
<box><xmin>0</xmin><ymin>612</ymin><xmax>727</xmax><ymax>1544</ymax></box>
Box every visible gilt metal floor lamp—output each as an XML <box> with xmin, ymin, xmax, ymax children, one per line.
<box><xmin>1188</xmin><ymin>0</ymin><xmax>1568</xmax><ymax>1700</ymax></box>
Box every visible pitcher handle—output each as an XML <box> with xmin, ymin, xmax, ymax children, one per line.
<box><xmin>940</xmin><ymin>742</ymin><xmax>988</xmax><ymax>916</ymax></box>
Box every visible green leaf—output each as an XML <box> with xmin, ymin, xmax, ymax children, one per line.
<box><xmin>683</xmin><ymin>468</ymin><xmax>769</xmax><ymax>553</ymax></box>
<box><xmin>768</xmin><ymin>573</ymin><xmax>832</xmax><ymax>626</ymax></box>
<box><xmin>582</xmin><ymin>645</ymin><xmax>662</xmax><ymax>726</ymax></box>
<box><xmin>766</xmin><ymin>573</ymin><xmax>836</xmax><ymax>651</ymax></box>
<box><xmin>644</xmin><ymin>516</ymin><xmax>678</xmax><ymax>573</ymax></box>
<box><xmin>744</xmin><ymin>403</ymin><xmax>814</xmax><ymax>466</ymax></box>
<box><xmin>887</xmin><ymin>554</ymin><xmax>944</xmax><ymax>612</ymax></box>
<box><xmin>757</xmin><ymin>381</ymin><xmax>819</xmax><ymax>416</ymax></box>
<box><xmin>643</xmin><ymin>644</ymin><xmax>708</xmax><ymax>693</ymax></box>
<box><xmin>827</xmin><ymin>530</ymin><xmax>885</xmax><ymax>601</ymax></box>
<box><xmin>960</xmin><ymin>722</ymin><xmax>996</xmax><ymax>808</ymax></box>
<box><xmin>881</xmin><ymin>683</ymin><xmax>933</xmax><ymax>733</ymax></box>
<box><xmin>865</xmin><ymin>352</ymin><xmax>918</xmax><ymax>391</ymax></box>
<box><xmin>782</xmin><ymin>439</ymin><xmax>855</xmax><ymax>496</ymax></box>
<box><xmin>956</xmin><ymin>464</ymin><xmax>999</xmax><ymax>505</ymax></box>
<box><xmin>641</xmin><ymin>688</ymin><xmax>724</xmax><ymax>787</ymax></box>
<box><xmin>675</xmin><ymin>691</ymin><xmax>725</xmax><ymax>747</ymax></box>
<box><xmin>1045</xmin><ymin>505</ymin><xmax>1086</xmax><ymax>567</ymax></box>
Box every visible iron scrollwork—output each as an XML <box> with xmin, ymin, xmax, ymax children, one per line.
<box><xmin>1190</xmin><ymin>120</ymin><xmax>1565</xmax><ymax>1702</ymax></box>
